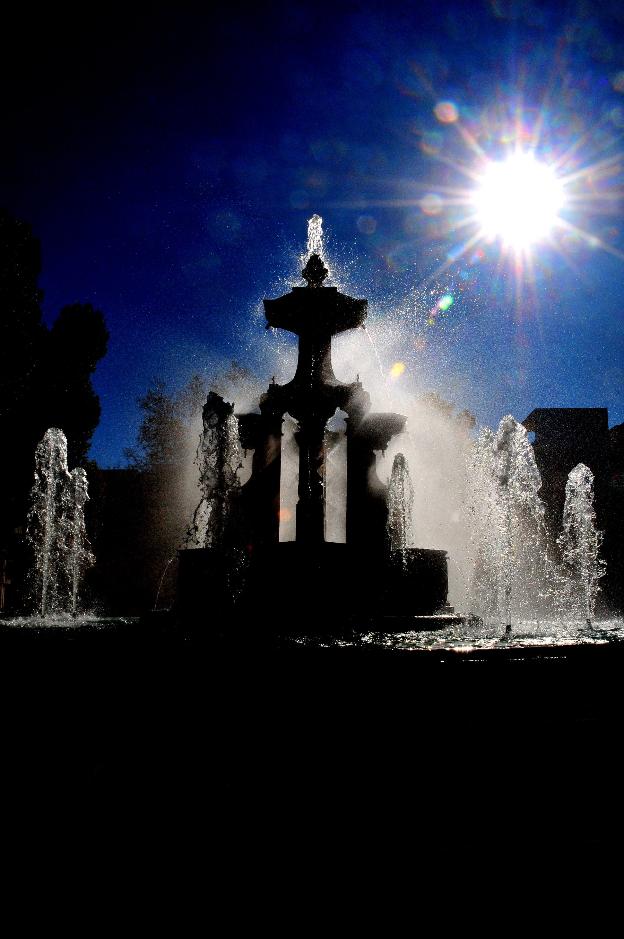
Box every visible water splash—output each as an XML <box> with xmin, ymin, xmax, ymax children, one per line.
<box><xmin>188</xmin><ymin>392</ymin><xmax>242</xmax><ymax>548</ymax></box>
<box><xmin>306</xmin><ymin>214</ymin><xmax>324</xmax><ymax>259</ymax></box>
<box><xmin>467</xmin><ymin>415</ymin><xmax>555</xmax><ymax>631</ymax></box>
<box><xmin>387</xmin><ymin>453</ymin><xmax>414</xmax><ymax>553</ymax></box>
<box><xmin>26</xmin><ymin>428</ymin><xmax>94</xmax><ymax>616</ymax></box>
<box><xmin>467</xmin><ymin>427</ymin><xmax>506</xmax><ymax>621</ymax></box>
<box><xmin>362</xmin><ymin>325</ymin><xmax>385</xmax><ymax>380</ymax></box>
<box><xmin>153</xmin><ymin>555</ymin><xmax>177</xmax><ymax>612</ymax></box>
<box><xmin>68</xmin><ymin>468</ymin><xmax>95</xmax><ymax>615</ymax></box>
<box><xmin>557</xmin><ymin>463</ymin><xmax>606</xmax><ymax>624</ymax></box>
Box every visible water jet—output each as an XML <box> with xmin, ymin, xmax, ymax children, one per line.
<box><xmin>25</xmin><ymin>428</ymin><xmax>94</xmax><ymax>619</ymax></box>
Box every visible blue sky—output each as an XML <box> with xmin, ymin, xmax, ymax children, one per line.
<box><xmin>2</xmin><ymin>1</ymin><xmax>623</xmax><ymax>465</ymax></box>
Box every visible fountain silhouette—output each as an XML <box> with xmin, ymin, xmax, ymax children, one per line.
<box><xmin>177</xmin><ymin>217</ymin><xmax>460</xmax><ymax>632</ymax></box>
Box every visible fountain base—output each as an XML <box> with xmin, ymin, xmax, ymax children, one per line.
<box><xmin>176</xmin><ymin>543</ymin><xmax>458</xmax><ymax>634</ymax></box>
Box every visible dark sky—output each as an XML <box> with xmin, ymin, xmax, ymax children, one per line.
<box><xmin>2</xmin><ymin>1</ymin><xmax>624</xmax><ymax>465</ymax></box>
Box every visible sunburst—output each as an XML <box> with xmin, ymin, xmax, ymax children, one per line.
<box><xmin>335</xmin><ymin>87</ymin><xmax>624</xmax><ymax>320</ymax></box>
<box><xmin>414</xmin><ymin>98</ymin><xmax>624</xmax><ymax>311</ymax></box>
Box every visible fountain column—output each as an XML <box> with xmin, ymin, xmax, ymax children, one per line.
<box><xmin>238</xmin><ymin>405</ymin><xmax>283</xmax><ymax>546</ymax></box>
<box><xmin>192</xmin><ymin>392</ymin><xmax>242</xmax><ymax>549</ymax></box>
<box><xmin>346</xmin><ymin>407</ymin><xmax>406</xmax><ymax>549</ymax></box>
<box><xmin>295</xmin><ymin>414</ymin><xmax>326</xmax><ymax>545</ymax></box>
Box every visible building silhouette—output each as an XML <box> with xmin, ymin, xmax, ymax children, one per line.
<box><xmin>523</xmin><ymin>407</ymin><xmax>624</xmax><ymax>611</ymax></box>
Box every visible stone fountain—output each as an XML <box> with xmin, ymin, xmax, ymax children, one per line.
<box><xmin>177</xmin><ymin>220</ymin><xmax>463</xmax><ymax>634</ymax></box>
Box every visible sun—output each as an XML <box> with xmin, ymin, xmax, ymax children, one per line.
<box><xmin>472</xmin><ymin>151</ymin><xmax>565</xmax><ymax>250</ymax></box>
<box><xmin>343</xmin><ymin>90</ymin><xmax>624</xmax><ymax>318</ymax></box>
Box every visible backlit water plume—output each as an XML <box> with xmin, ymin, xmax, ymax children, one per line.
<box><xmin>305</xmin><ymin>214</ymin><xmax>324</xmax><ymax>260</ymax></box>
<box><xmin>387</xmin><ymin>453</ymin><xmax>414</xmax><ymax>553</ymax></box>
<box><xmin>466</xmin><ymin>415</ymin><xmax>557</xmax><ymax>630</ymax></box>
<box><xmin>26</xmin><ymin>428</ymin><xmax>94</xmax><ymax>616</ymax></box>
<box><xmin>557</xmin><ymin>462</ymin><xmax>606</xmax><ymax>625</ymax></box>
<box><xmin>188</xmin><ymin>392</ymin><xmax>243</xmax><ymax>549</ymax></box>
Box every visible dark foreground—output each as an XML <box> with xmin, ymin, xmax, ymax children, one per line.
<box><xmin>2</xmin><ymin>621</ymin><xmax>623</xmax><ymax>865</ymax></box>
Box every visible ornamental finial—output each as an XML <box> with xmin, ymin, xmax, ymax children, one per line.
<box><xmin>302</xmin><ymin>252</ymin><xmax>328</xmax><ymax>288</ymax></box>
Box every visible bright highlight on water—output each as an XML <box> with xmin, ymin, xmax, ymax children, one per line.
<box><xmin>558</xmin><ymin>463</ymin><xmax>606</xmax><ymax>624</ymax></box>
<box><xmin>306</xmin><ymin>213</ymin><xmax>324</xmax><ymax>259</ymax></box>
<box><xmin>26</xmin><ymin>428</ymin><xmax>94</xmax><ymax>617</ymax></box>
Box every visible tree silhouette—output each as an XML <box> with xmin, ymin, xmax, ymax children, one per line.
<box><xmin>124</xmin><ymin>379</ymin><xmax>194</xmax><ymax>469</ymax></box>
<box><xmin>419</xmin><ymin>391</ymin><xmax>476</xmax><ymax>435</ymax></box>
<box><xmin>44</xmin><ymin>302</ymin><xmax>109</xmax><ymax>467</ymax></box>
<box><xmin>0</xmin><ymin>208</ymin><xmax>108</xmax><ymax>581</ymax></box>
<box><xmin>0</xmin><ymin>212</ymin><xmax>45</xmax><ymax>425</ymax></box>
<box><xmin>0</xmin><ymin>210</ymin><xmax>46</xmax><ymax>555</ymax></box>
<box><xmin>125</xmin><ymin>363</ymin><xmax>261</xmax><ymax>470</ymax></box>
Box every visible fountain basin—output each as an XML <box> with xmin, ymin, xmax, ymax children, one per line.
<box><xmin>176</xmin><ymin>543</ymin><xmax>454</xmax><ymax>633</ymax></box>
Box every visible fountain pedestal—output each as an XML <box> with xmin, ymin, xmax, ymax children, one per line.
<box><xmin>176</xmin><ymin>542</ymin><xmax>455</xmax><ymax>633</ymax></box>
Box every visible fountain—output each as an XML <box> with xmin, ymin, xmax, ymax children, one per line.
<box><xmin>176</xmin><ymin>217</ymin><xmax>461</xmax><ymax>633</ymax></box>
<box><xmin>25</xmin><ymin>428</ymin><xmax>94</xmax><ymax>618</ymax></box>
<box><xmin>188</xmin><ymin>392</ymin><xmax>242</xmax><ymax>550</ymax></box>
<box><xmin>466</xmin><ymin>415</ymin><xmax>561</xmax><ymax>632</ymax></box>
<box><xmin>141</xmin><ymin>218</ymin><xmax>621</xmax><ymax>649</ymax></box>
<box><xmin>67</xmin><ymin>467</ymin><xmax>93</xmax><ymax>616</ymax></box>
<box><xmin>387</xmin><ymin>453</ymin><xmax>414</xmax><ymax>555</ymax></box>
<box><xmin>176</xmin><ymin>392</ymin><xmax>248</xmax><ymax>617</ymax></box>
<box><xmin>557</xmin><ymin>463</ymin><xmax>606</xmax><ymax>625</ymax></box>
<box><xmin>1</xmin><ymin>217</ymin><xmax>621</xmax><ymax>656</ymax></box>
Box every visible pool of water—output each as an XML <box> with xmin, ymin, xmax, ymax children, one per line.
<box><xmin>1</xmin><ymin>613</ymin><xmax>623</xmax><ymax>655</ymax></box>
<box><xmin>0</xmin><ymin>614</ymin><xmax>140</xmax><ymax>632</ymax></box>
<box><xmin>289</xmin><ymin>617</ymin><xmax>624</xmax><ymax>653</ymax></box>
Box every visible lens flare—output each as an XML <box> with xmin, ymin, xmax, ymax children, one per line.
<box><xmin>420</xmin><ymin>192</ymin><xmax>443</xmax><ymax>215</ymax></box>
<box><xmin>472</xmin><ymin>152</ymin><xmax>565</xmax><ymax>249</ymax></box>
<box><xmin>340</xmin><ymin>84</ymin><xmax>624</xmax><ymax>321</ymax></box>
<box><xmin>389</xmin><ymin>361</ymin><xmax>406</xmax><ymax>379</ymax></box>
<box><xmin>357</xmin><ymin>214</ymin><xmax>377</xmax><ymax>234</ymax></box>
<box><xmin>434</xmin><ymin>100</ymin><xmax>459</xmax><ymax>124</ymax></box>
